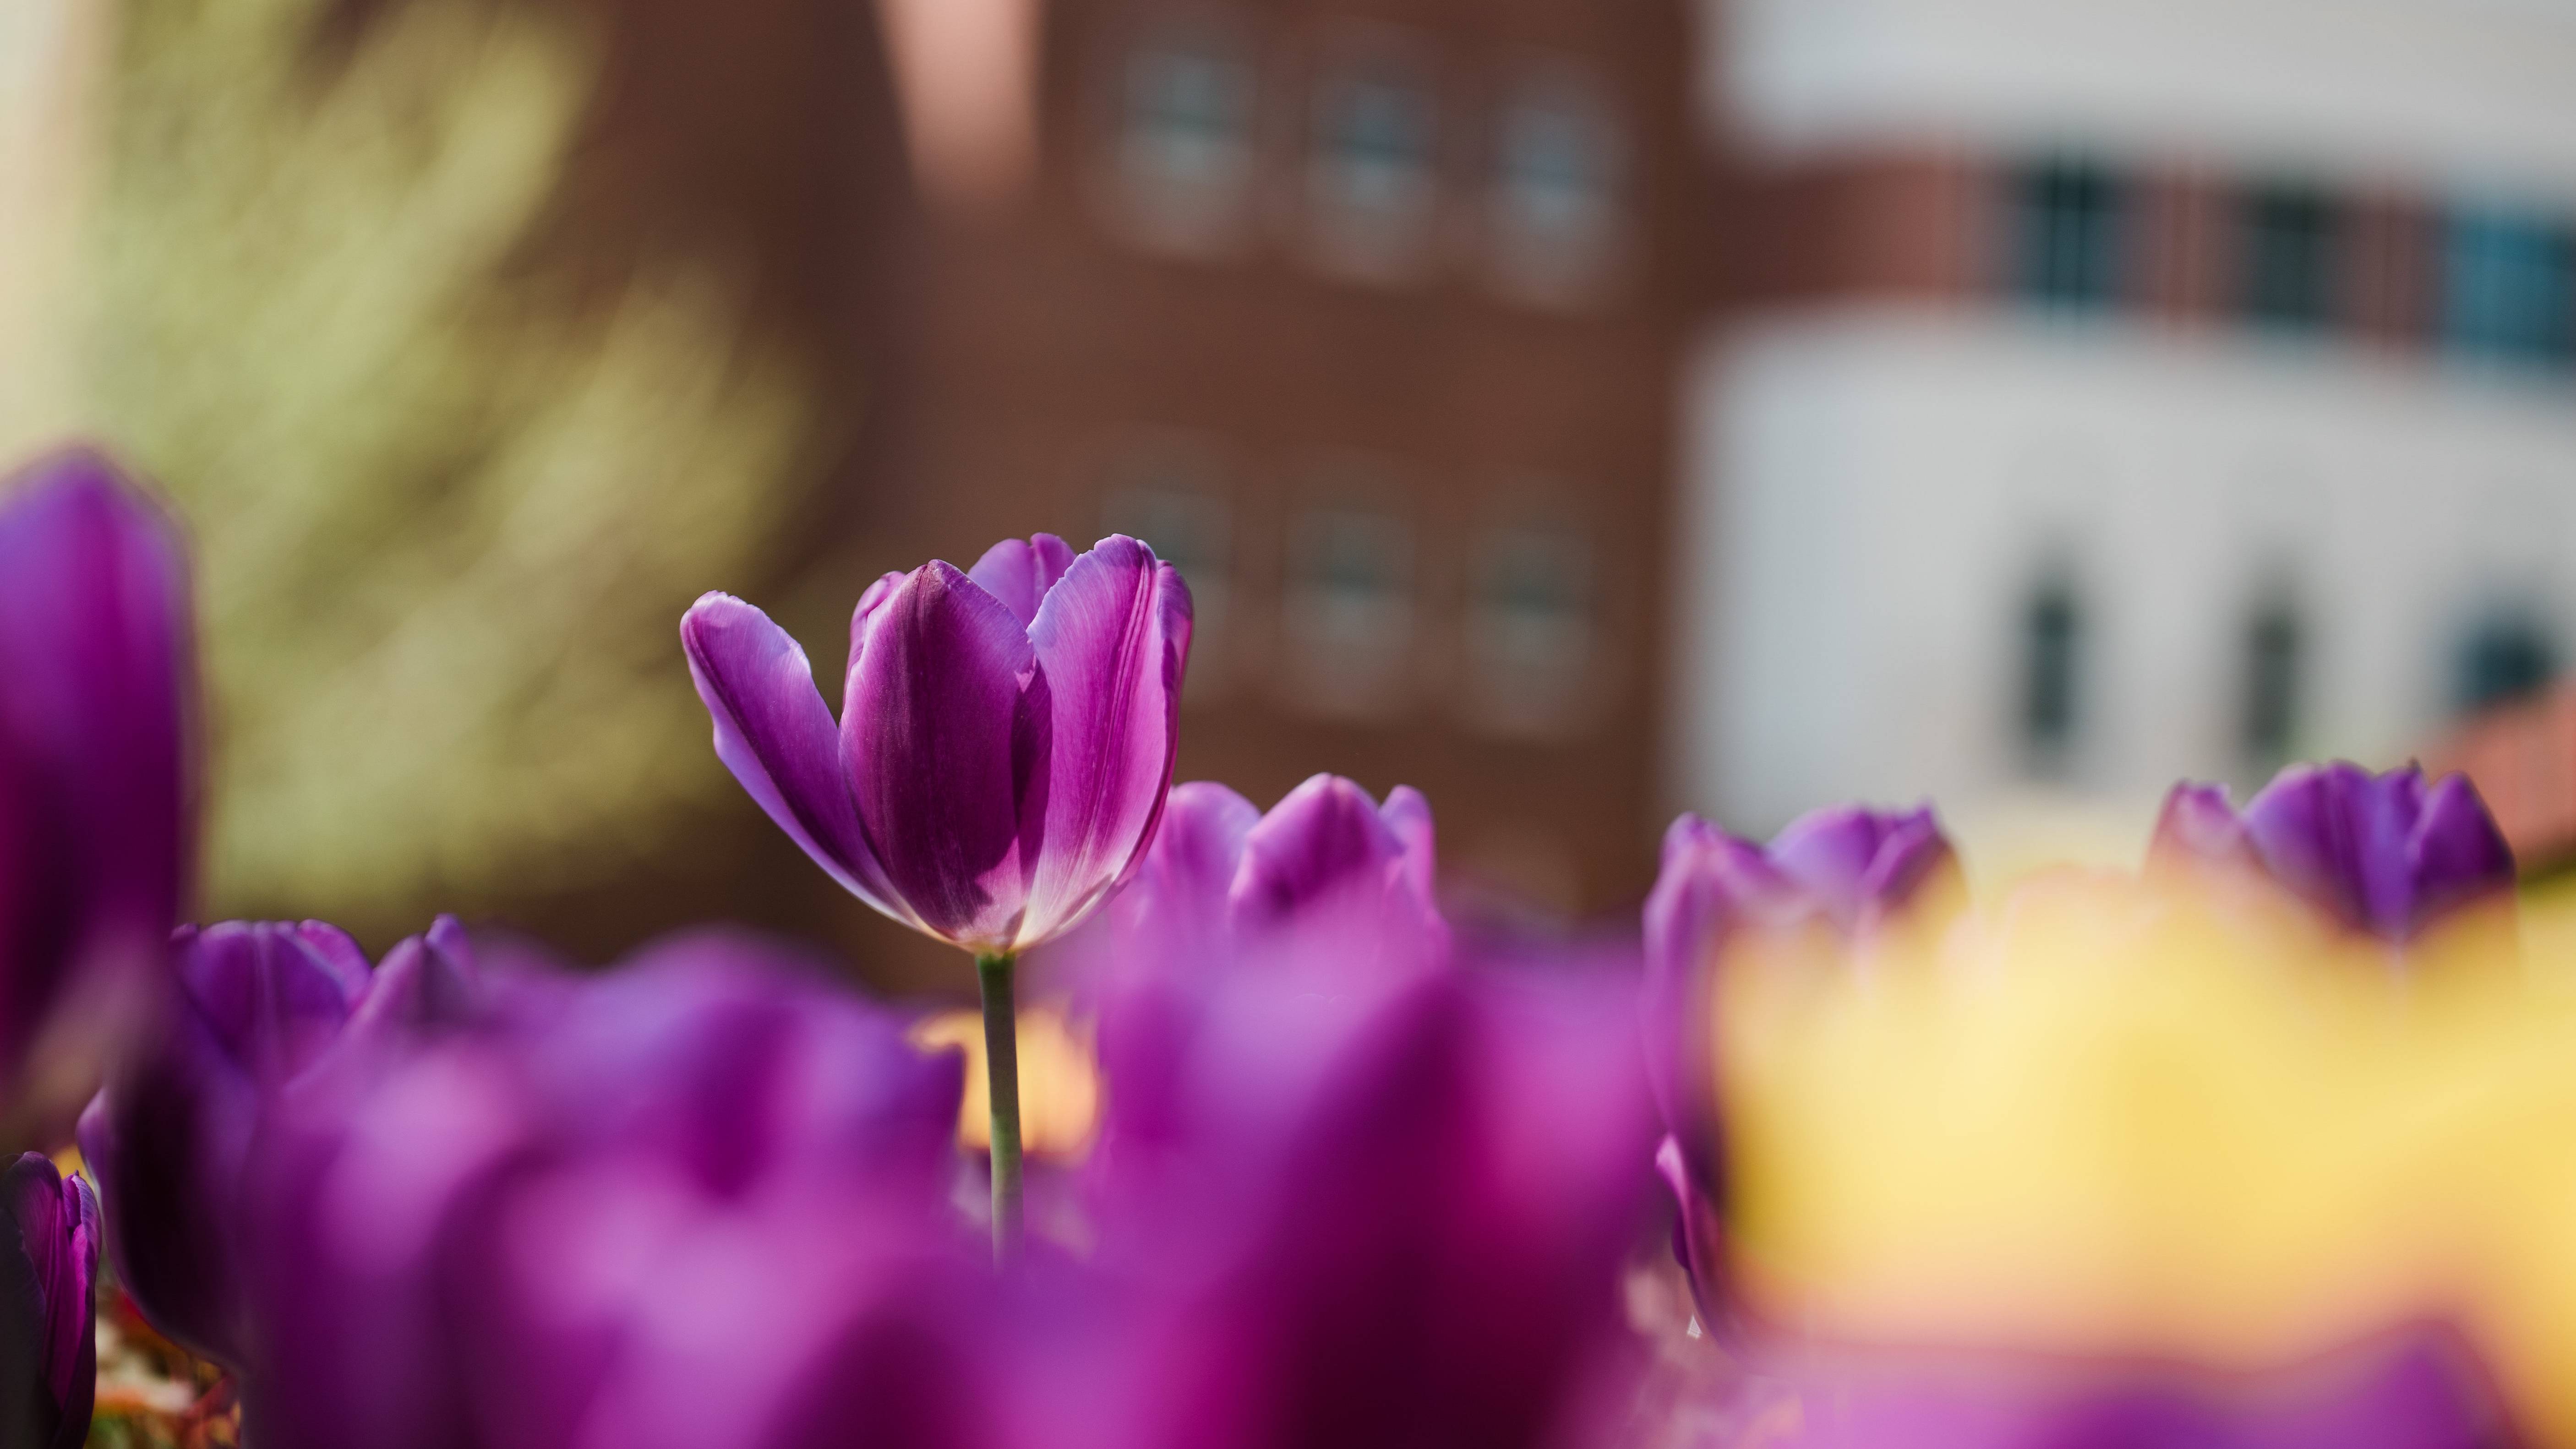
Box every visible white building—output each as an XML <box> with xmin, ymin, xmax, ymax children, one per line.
<box><xmin>1672</xmin><ymin>0</ymin><xmax>2576</xmax><ymax>856</ymax></box>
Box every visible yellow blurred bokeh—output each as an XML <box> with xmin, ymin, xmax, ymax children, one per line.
<box><xmin>1722</xmin><ymin>872</ymin><xmax>2576</xmax><ymax>1441</ymax></box>
<box><xmin>911</xmin><ymin>1004</ymin><xmax>1102</xmax><ymax>1162</ymax></box>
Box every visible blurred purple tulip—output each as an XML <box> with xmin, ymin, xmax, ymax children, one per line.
<box><xmin>1721</xmin><ymin>1331</ymin><xmax>2517</xmax><ymax>1449</ymax></box>
<box><xmin>681</xmin><ymin>533</ymin><xmax>1191</xmax><ymax>957</ymax></box>
<box><xmin>1055</xmin><ymin>774</ymin><xmax>1449</xmax><ymax>993</ymax></box>
<box><xmin>2150</xmin><ymin>763</ymin><xmax>2514</xmax><ymax>942</ymax></box>
<box><xmin>1642</xmin><ymin>806</ymin><xmax>1961</xmax><ymax>1322</ymax></box>
<box><xmin>0</xmin><ymin>1152</ymin><xmax>99</xmax><ymax>1449</ymax></box>
<box><xmin>1076</xmin><ymin>780</ymin><xmax>1654</xmax><ymax>1449</ymax></box>
<box><xmin>76</xmin><ymin>916</ymin><xmax>484</xmax><ymax>1367</ymax></box>
<box><xmin>241</xmin><ymin>931</ymin><xmax>974</xmax><ymax>1449</ymax></box>
<box><xmin>0</xmin><ymin>448</ymin><xmax>192</xmax><ymax>1136</ymax></box>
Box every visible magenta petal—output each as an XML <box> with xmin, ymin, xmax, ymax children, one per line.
<box><xmin>1769</xmin><ymin>804</ymin><xmax>1953</xmax><ymax>929</ymax></box>
<box><xmin>0</xmin><ymin>1152</ymin><xmax>97</xmax><ymax>1445</ymax></box>
<box><xmin>844</xmin><ymin>562</ymin><xmax>1048</xmax><ymax>949</ymax></box>
<box><xmin>966</xmin><ymin>534</ymin><xmax>1078</xmax><ymax>628</ymax></box>
<box><xmin>2150</xmin><ymin>780</ymin><xmax>2256</xmax><ymax>877</ymax></box>
<box><xmin>1232</xmin><ymin>774</ymin><xmax>1408</xmax><ymax>929</ymax></box>
<box><xmin>1380</xmin><ymin>786</ymin><xmax>1437</xmax><ymax>908</ymax></box>
<box><xmin>1019</xmin><ymin>538</ymin><xmax>1192</xmax><ymax>945</ymax></box>
<box><xmin>2238</xmin><ymin>762</ymin><xmax>2515</xmax><ymax>941</ymax></box>
<box><xmin>2408</xmin><ymin>772</ymin><xmax>2516</xmax><ymax>928</ymax></box>
<box><xmin>0</xmin><ymin>450</ymin><xmax>192</xmax><ymax>1114</ymax></box>
<box><xmin>683</xmin><ymin>594</ymin><xmax>904</xmax><ymax>920</ymax></box>
<box><xmin>1119</xmin><ymin>782</ymin><xmax>1261</xmax><ymax>953</ymax></box>
<box><xmin>845</xmin><ymin>570</ymin><xmax>908</xmax><ymax>680</ymax></box>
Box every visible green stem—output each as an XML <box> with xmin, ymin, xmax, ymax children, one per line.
<box><xmin>975</xmin><ymin>951</ymin><xmax>1024</xmax><ymax>1262</ymax></box>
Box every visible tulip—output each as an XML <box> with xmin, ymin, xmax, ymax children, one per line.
<box><xmin>2150</xmin><ymin>762</ymin><xmax>2513</xmax><ymax>942</ymax></box>
<box><xmin>0</xmin><ymin>1152</ymin><xmax>100</xmax><ymax>1449</ymax></box>
<box><xmin>1057</xmin><ymin>774</ymin><xmax>1448</xmax><ymax>992</ymax></box>
<box><xmin>241</xmin><ymin>932</ymin><xmax>972</xmax><ymax>1449</ymax></box>
<box><xmin>1076</xmin><ymin>779</ymin><xmax>1653</xmax><ymax>1448</ymax></box>
<box><xmin>0</xmin><ymin>448</ymin><xmax>192</xmax><ymax>1138</ymax></box>
<box><xmin>1641</xmin><ymin>805</ymin><xmax>1962</xmax><ymax>1323</ymax></box>
<box><xmin>76</xmin><ymin>916</ymin><xmax>484</xmax><ymax>1367</ymax></box>
<box><xmin>1086</xmin><ymin>964</ymin><xmax>1652</xmax><ymax>1449</ymax></box>
<box><xmin>682</xmin><ymin>533</ymin><xmax>1190</xmax><ymax>1253</ymax></box>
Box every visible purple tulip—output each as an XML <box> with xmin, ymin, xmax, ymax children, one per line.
<box><xmin>76</xmin><ymin>916</ymin><xmax>484</xmax><ymax>1367</ymax></box>
<box><xmin>1642</xmin><ymin>806</ymin><xmax>1961</xmax><ymax>1323</ymax></box>
<box><xmin>1076</xmin><ymin>780</ymin><xmax>1654</xmax><ymax>1449</ymax></box>
<box><xmin>0</xmin><ymin>448</ymin><xmax>192</xmax><ymax>1134</ymax></box>
<box><xmin>1054</xmin><ymin>774</ymin><xmax>1449</xmax><ymax>994</ymax></box>
<box><xmin>2150</xmin><ymin>763</ymin><xmax>2515</xmax><ymax>941</ymax></box>
<box><xmin>0</xmin><ymin>1152</ymin><xmax>99</xmax><ymax>1449</ymax></box>
<box><xmin>1723</xmin><ymin>1331</ymin><xmax>2517</xmax><ymax>1449</ymax></box>
<box><xmin>241</xmin><ymin>931</ymin><xmax>974</xmax><ymax>1449</ymax></box>
<box><xmin>681</xmin><ymin>533</ymin><xmax>1191</xmax><ymax>957</ymax></box>
<box><xmin>1093</xmin><ymin>975</ymin><xmax>1651</xmax><ymax>1449</ymax></box>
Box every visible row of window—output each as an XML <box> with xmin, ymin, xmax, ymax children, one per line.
<box><xmin>2017</xmin><ymin>577</ymin><xmax>2560</xmax><ymax>776</ymax></box>
<box><xmin>1100</xmin><ymin>21</ymin><xmax>1628</xmax><ymax>306</ymax></box>
<box><xmin>2010</xmin><ymin>157</ymin><xmax>2576</xmax><ymax>365</ymax></box>
<box><xmin>1102</xmin><ymin>466</ymin><xmax>1605</xmax><ymax>738</ymax></box>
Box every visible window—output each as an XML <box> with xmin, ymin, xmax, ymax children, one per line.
<box><xmin>1109</xmin><ymin>27</ymin><xmax>1257</xmax><ymax>252</ymax></box>
<box><xmin>2238</xmin><ymin>184</ymin><xmax>2339</xmax><ymax>331</ymax></box>
<box><xmin>2456</xmin><ymin>610</ymin><xmax>2559</xmax><ymax>713</ymax></box>
<box><xmin>2443</xmin><ymin>207</ymin><xmax>2576</xmax><ymax>366</ymax></box>
<box><xmin>2240</xmin><ymin>595</ymin><xmax>2303</xmax><ymax>768</ymax></box>
<box><xmin>1306</xmin><ymin>53</ymin><xmax>1438</xmax><ymax>280</ymax></box>
<box><xmin>2011</xmin><ymin>158</ymin><xmax>2125</xmax><ymax>310</ymax></box>
<box><xmin>1487</xmin><ymin>76</ymin><xmax>1623</xmax><ymax>305</ymax></box>
<box><xmin>1462</xmin><ymin>520</ymin><xmax>1594</xmax><ymax>737</ymax></box>
<box><xmin>1282</xmin><ymin>504</ymin><xmax>1414</xmax><ymax>718</ymax></box>
<box><xmin>1105</xmin><ymin>472</ymin><xmax>1232</xmax><ymax>700</ymax></box>
<box><xmin>2020</xmin><ymin>576</ymin><xmax>2085</xmax><ymax>772</ymax></box>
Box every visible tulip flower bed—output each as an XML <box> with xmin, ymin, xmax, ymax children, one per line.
<box><xmin>0</xmin><ymin>446</ymin><xmax>2570</xmax><ymax>1448</ymax></box>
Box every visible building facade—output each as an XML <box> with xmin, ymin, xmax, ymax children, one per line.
<box><xmin>1673</xmin><ymin>0</ymin><xmax>2576</xmax><ymax>855</ymax></box>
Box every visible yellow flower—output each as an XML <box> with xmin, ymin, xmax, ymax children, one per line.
<box><xmin>1719</xmin><ymin>867</ymin><xmax>2576</xmax><ymax>1441</ymax></box>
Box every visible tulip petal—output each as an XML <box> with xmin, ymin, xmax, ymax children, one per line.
<box><xmin>1231</xmin><ymin>774</ymin><xmax>1407</xmax><ymax>930</ymax></box>
<box><xmin>967</xmin><ymin>534</ymin><xmax>1077</xmax><ymax>629</ymax></box>
<box><xmin>2409</xmin><ymin>772</ymin><xmax>2516</xmax><ymax>927</ymax></box>
<box><xmin>0</xmin><ymin>450</ymin><xmax>191</xmax><ymax>1114</ymax></box>
<box><xmin>683</xmin><ymin>593</ymin><xmax>905</xmax><ymax>920</ymax></box>
<box><xmin>1019</xmin><ymin>538</ymin><xmax>1192</xmax><ymax>945</ymax></box>
<box><xmin>845</xmin><ymin>570</ymin><xmax>907</xmax><ymax>680</ymax></box>
<box><xmin>2220</xmin><ymin>763</ymin><xmax>2518</xmax><ymax>941</ymax></box>
<box><xmin>844</xmin><ymin>562</ymin><xmax>1049</xmax><ymax>948</ymax></box>
<box><xmin>0</xmin><ymin>1153</ymin><xmax>97</xmax><ymax>1444</ymax></box>
<box><xmin>177</xmin><ymin>922</ymin><xmax>368</xmax><ymax>1085</ymax></box>
<box><xmin>1380</xmin><ymin>786</ymin><xmax>1437</xmax><ymax>909</ymax></box>
<box><xmin>2148</xmin><ymin>781</ymin><xmax>2255</xmax><ymax>877</ymax></box>
<box><xmin>1114</xmin><ymin>782</ymin><xmax>1260</xmax><ymax>954</ymax></box>
<box><xmin>1770</xmin><ymin>804</ymin><xmax>1953</xmax><ymax>930</ymax></box>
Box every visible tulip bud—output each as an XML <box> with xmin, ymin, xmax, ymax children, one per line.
<box><xmin>0</xmin><ymin>1152</ymin><xmax>99</xmax><ymax>1449</ymax></box>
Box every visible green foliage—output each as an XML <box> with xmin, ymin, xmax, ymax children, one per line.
<box><xmin>85</xmin><ymin>0</ymin><xmax>812</xmax><ymax>928</ymax></box>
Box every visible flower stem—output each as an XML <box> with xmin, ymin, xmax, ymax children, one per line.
<box><xmin>975</xmin><ymin>951</ymin><xmax>1024</xmax><ymax>1262</ymax></box>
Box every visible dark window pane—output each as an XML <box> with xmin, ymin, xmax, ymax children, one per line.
<box><xmin>2457</xmin><ymin>613</ymin><xmax>2559</xmax><ymax>712</ymax></box>
<box><xmin>2012</xmin><ymin>158</ymin><xmax>2124</xmax><ymax>310</ymax></box>
<box><xmin>2022</xmin><ymin>577</ymin><xmax>2084</xmax><ymax>768</ymax></box>
<box><xmin>2242</xmin><ymin>599</ymin><xmax>2302</xmax><ymax>766</ymax></box>
<box><xmin>2239</xmin><ymin>185</ymin><xmax>2339</xmax><ymax>331</ymax></box>
<box><xmin>1315</xmin><ymin>70</ymin><xmax>1434</xmax><ymax>216</ymax></box>
<box><xmin>2443</xmin><ymin>207</ymin><xmax>2576</xmax><ymax>365</ymax></box>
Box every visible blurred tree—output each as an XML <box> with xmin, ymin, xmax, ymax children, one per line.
<box><xmin>84</xmin><ymin>0</ymin><xmax>813</xmax><ymax>937</ymax></box>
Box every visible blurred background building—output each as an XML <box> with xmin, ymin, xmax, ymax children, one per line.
<box><xmin>1674</xmin><ymin>0</ymin><xmax>2576</xmax><ymax>874</ymax></box>
<box><xmin>6</xmin><ymin>0</ymin><xmax>2576</xmax><ymax>987</ymax></box>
